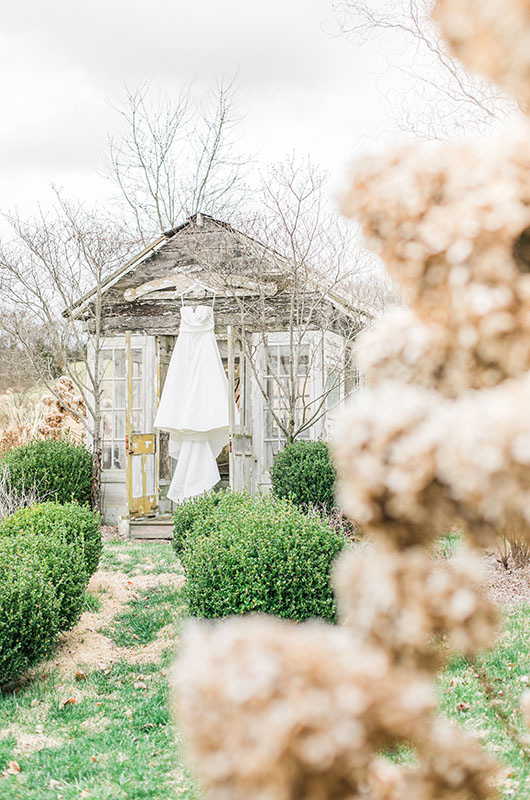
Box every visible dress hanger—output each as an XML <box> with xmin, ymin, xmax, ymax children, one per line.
<box><xmin>180</xmin><ymin>278</ymin><xmax>217</xmax><ymax>309</ymax></box>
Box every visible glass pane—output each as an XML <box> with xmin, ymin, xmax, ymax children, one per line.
<box><xmin>298</xmin><ymin>350</ymin><xmax>310</xmax><ymax>373</ymax></box>
<box><xmin>297</xmin><ymin>375</ymin><xmax>310</xmax><ymax>402</ymax></box>
<box><xmin>102</xmin><ymin>444</ymin><xmax>112</xmax><ymax>470</ymax></box>
<box><xmin>326</xmin><ymin>370</ymin><xmax>341</xmax><ymax>409</ymax></box>
<box><xmin>265</xmin><ymin>347</ymin><xmax>277</xmax><ymax>376</ymax></box>
<box><xmin>114</xmin><ymin>410</ymin><xmax>125</xmax><ymax>440</ymax></box>
<box><xmin>101</xmin><ymin>351</ymin><xmax>113</xmax><ymax>380</ymax></box>
<box><xmin>132</xmin><ymin>410</ymin><xmax>143</xmax><ymax>433</ymax></box>
<box><xmin>101</xmin><ymin>380</ymin><xmax>113</xmax><ymax>405</ymax></box>
<box><xmin>102</xmin><ymin>411</ymin><xmax>112</xmax><ymax>440</ymax></box>
<box><xmin>145</xmin><ymin>453</ymin><xmax>155</xmax><ymax>495</ymax></box>
<box><xmin>132</xmin><ymin>349</ymin><xmax>142</xmax><ymax>379</ymax></box>
<box><xmin>115</xmin><ymin>380</ymin><xmax>126</xmax><ymax>409</ymax></box>
<box><xmin>132</xmin><ymin>379</ymin><xmax>141</xmax><ymax>408</ymax></box>
<box><xmin>279</xmin><ymin>346</ymin><xmax>291</xmax><ymax>376</ymax></box>
<box><xmin>114</xmin><ymin>349</ymin><xmax>125</xmax><ymax>378</ymax></box>
<box><xmin>265</xmin><ymin>411</ymin><xmax>277</xmax><ymax>438</ymax></box>
<box><xmin>113</xmin><ymin>443</ymin><xmax>126</xmax><ymax>470</ymax></box>
<box><xmin>132</xmin><ymin>456</ymin><xmax>143</xmax><ymax>497</ymax></box>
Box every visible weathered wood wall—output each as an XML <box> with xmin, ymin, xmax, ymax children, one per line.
<box><xmin>83</xmin><ymin>216</ymin><xmax>363</xmax><ymax>340</ymax></box>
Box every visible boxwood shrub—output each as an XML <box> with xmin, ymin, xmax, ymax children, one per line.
<box><xmin>0</xmin><ymin>436</ymin><xmax>92</xmax><ymax>507</ymax></box>
<box><xmin>0</xmin><ymin>535</ymin><xmax>62</xmax><ymax>686</ymax></box>
<box><xmin>181</xmin><ymin>493</ymin><xmax>344</xmax><ymax>622</ymax></box>
<box><xmin>0</xmin><ymin>531</ymin><xmax>88</xmax><ymax>632</ymax></box>
<box><xmin>0</xmin><ymin>501</ymin><xmax>102</xmax><ymax>577</ymax></box>
<box><xmin>172</xmin><ymin>491</ymin><xmax>225</xmax><ymax>557</ymax></box>
<box><xmin>270</xmin><ymin>440</ymin><xmax>336</xmax><ymax>511</ymax></box>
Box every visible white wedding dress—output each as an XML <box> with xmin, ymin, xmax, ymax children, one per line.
<box><xmin>154</xmin><ymin>305</ymin><xmax>232</xmax><ymax>502</ymax></box>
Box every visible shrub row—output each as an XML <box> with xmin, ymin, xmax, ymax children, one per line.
<box><xmin>0</xmin><ymin>436</ymin><xmax>93</xmax><ymax>507</ymax></box>
<box><xmin>173</xmin><ymin>491</ymin><xmax>344</xmax><ymax>622</ymax></box>
<box><xmin>0</xmin><ymin>501</ymin><xmax>101</xmax><ymax>687</ymax></box>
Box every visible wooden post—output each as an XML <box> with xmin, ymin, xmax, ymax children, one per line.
<box><xmin>125</xmin><ymin>332</ymin><xmax>133</xmax><ymax>516</ymax></box>
<box><xmin>227</xmin><ymin>325</ymin><xmax>236</xmax><ymax>489</ymax></box>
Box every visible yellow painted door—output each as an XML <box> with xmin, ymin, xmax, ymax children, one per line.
<box><xmin>125</xmin><ymin>333</ymin><xmax>157</xmax><ymax>517</ymax></box>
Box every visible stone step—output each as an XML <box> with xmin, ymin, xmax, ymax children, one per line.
<box><xmin>129</xmin><ymin>516</ymin><xmax>173</xmax><ymax>539</ymax></box>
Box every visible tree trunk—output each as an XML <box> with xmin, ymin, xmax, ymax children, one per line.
<box><xmin>90</xmin><ymin>433</ymin><xmax>102</xmax><ymax>515</ymax></box>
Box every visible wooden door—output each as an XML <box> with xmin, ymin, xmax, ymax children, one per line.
<box><xmin>156</xmin><ymin>335</ymin><xmax>177</xmax><ymax>514</ymax></box>
<box><xmin>125</xmin><ymin>333</ymin><xmax>157</xmax><ymax>516</ymax></box>
<box><xmin>227</xmin><ymin>327</ymin><xmax>253</xmax><ymax>493</ymax></box>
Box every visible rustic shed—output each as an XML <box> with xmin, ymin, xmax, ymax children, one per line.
<box><xmin>72</xmin><ymin>213</ymin><xmax>367</xmax><ymax>535</ymax></box>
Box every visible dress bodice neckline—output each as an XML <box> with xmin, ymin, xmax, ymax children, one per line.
<box><xmin>180</xmin><ymin>304</ymin><xmax>214</xmax><ymax>332</ymax></box>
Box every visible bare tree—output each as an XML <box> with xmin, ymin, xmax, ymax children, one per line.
<box><xmin>333</xmin><ymin>0</ymin><xmax>514</xmax><ymax>139</ymax></box>
<box><xmin>0</xmin><ymin>194</ymin><xmax>137</xmax><ymax>510</ymax></box>
<box><xmin>181</xmin><ymin>158</ymin><xmax>383</xmax><ymax>452</ymax></box>
<box><xmin>106</xmin><ymin>78</ymin><xmax>249</xmax><ymax>243</ymax></box>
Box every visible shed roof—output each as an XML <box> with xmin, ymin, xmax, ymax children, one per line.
<box><xmin>67</xmin><ymin>213</ymin><xmax>371</xmax><ymax>324</ymax></box>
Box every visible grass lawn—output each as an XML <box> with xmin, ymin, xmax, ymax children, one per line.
<box><xmin>439</xmin><ymin>605</ymin><xmax>530</xmax><ymax>799</ymax></box>
<box><xmin>0</xmin><ymin>540</ymin><xmax>199</xmax><ymax>800</ymax></box>
<box><xmin>1</xmin><ymin>539</ymin><xmax>530</xmax><ymax>799</ymax></box>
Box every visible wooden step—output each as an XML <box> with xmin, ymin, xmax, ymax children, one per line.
<box><xmin>129</xmin><ymin>516</ymin><xmax>173</xmax><ymax>539</ymax></box>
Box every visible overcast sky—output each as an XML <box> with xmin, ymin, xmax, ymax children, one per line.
<box><xmin>0</xmin><ymin>0</ymin><xmax>400</xmax><ymax>226</ymax></box>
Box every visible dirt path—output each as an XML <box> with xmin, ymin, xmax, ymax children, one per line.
<box><xmin>48</xmin><ymin>569</ymin><xmax>185</xmax><ymax>675</ymax></box>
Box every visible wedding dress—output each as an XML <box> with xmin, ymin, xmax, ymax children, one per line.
<box><xmin>154</xmin><ymin>304</ymin><xmax>233</xmax><ymax>502</ymax></box>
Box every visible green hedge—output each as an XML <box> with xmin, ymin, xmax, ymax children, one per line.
<box><xmin>178</xmin><ymin>492</ymin><xmax>344</xmax><ymax>622</ymax></box>
<box><xmin>0</xmin><ymin>535</ymin><xmax>63</xmax><ymax>686</ymax></box>
<box><xmin>0</xmin><ymin>501</ymin><xmax>102</xmax><ymax>577</ymax></box>
<box><xmin>0</xmin><ymin>436</ymin><xmax>92</xmax><ymax>507</ymax></box>
<box><xmin>0</xmin><ymin>500</ymin><xmax>102</xmax><ymax>686</ymax></box>
<box><xmin>270</xmin><ymin>440</ymin><xmax>336</xmax><ymax>511</ymax></box>
<box><xmin>0</xmin><ymin>532</ymin><xmax>88</xmax><ymax>632</ymax></box>
<box><xmin>172</xmin><ymin>492</ymin><xmax>225</xmax><ymax>557</ymax></box>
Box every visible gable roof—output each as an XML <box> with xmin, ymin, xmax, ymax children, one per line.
<box><xmin>67</xmin><ymin>213</ymin><xmax>372</xmax><ymax>323</ymax></box>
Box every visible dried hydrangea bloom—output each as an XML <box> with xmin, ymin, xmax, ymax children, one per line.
<box><xmin>333</xmin><ymin>382</ymin><xmax>460</xmax><ymax>547</ymax></box>
<box><xmin>341</xmin><ymin>123</ymin><xmax>530</xmax><ymax>381</ymax></box>
<box><xmin>174</xmin><ymin>616</ymin><xmax>441</xmax><ymax>800</ymax></box>
<box><xmin>435</xmin><ymin>0</ymin><xmax>530</xmax><ymax>106</ymax></box>
<box><xmin>367</xmin><ymin>721</ymin><xmax>499</xmax><ymax>800</ymax></box>
<box><xmin>435</xmin><ymin>374</ymin><xmax>530</xmax><ymax>541</ymax></box>
<box><xmin>360</xmin><ymin>308</ymin><xmax>513</xmax><ymax>396</ymax></box>
<box><xmin>333</xmin><ymin>546</ymin><xmax>498</xmax><ymax>670</ymax></box>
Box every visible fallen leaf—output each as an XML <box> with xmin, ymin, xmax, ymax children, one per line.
<box><xmin>6</xmin><ymin>761</ymin><xmax>20</xmax><ymax>775</ymax></box>
<box><xmin>63</xmin><ymin>697</ymin><xmax>77</xmax><ymax>707</ymax></box>
<box><xmin>30</xmin><ymin>699</ymin><xmax>40</xmax><ymax>707</ymax></box>
<box><xmin>132</xmin><ymin>634</ymin><xmax>140</xmax><ymax>640</ymax></box>
<box><xmin>75</xmin><ymin>670</ymin><xmax>87</xmax><ymax>682</ymax></box>
<box><xmin>134</xmin><ymin>681</ymin><xmax>147</xmax><ymax>690</ymax></box>
<box><xmin>141</xmin><ymin>723</ymin><xmax>154</xmax><ymax>730</ymax></box>
<box><xmin>457</xmin><ymin>701</ymin><xmax>471</xmax><ymax>712</ymax></box>
<box><xmin>95</xmin><ymin>702</ymin><xmax>104</xmax><ymax>708</ymax></box>
<box><xmin>90</xmin><ymin>755</ymin><xmax>97</xmax><ymax>763</ymax></box>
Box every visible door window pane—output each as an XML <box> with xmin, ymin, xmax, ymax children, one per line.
<box><xmin>114</xmin><ymin>410</ymin><xmax>125</xmax><ymax>440</ymax></box>
<box><xmin>114</xmin><ymin>349</ymin><xmax>125</xmax><ymax>378</ymax></box>
<box><xmin>132</xmin><ymin>350</ymin><xmax>142</xmax><ymax>378</ymax></box>
<box><xmin>113</xmin><ymin>443</ymin><xmax>126</xmax><ymax>470</ymax></box>
<box><xmin>115</xmin><ymin>380</ymin><xmax>126</xmax><ymax>409</ymax></box>
<box><xmin>102</xmin><ymin>444</ymin><xmax>112</xmax><ymax>470</ymax></box>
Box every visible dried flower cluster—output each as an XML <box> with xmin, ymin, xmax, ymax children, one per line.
<box><xmin>171</xmin><ymin>4</ymin><xmax>530</xmax><ymax>798</ymax></box>
<box><xmin>435</xmin><ymin>0</ymin><xmax>530</xmax><ymax>107</ymax></box>
<box><xmin>39</xmin><ymin>376</ymin><xmax>86</xmax><ymax>443</ymax></box>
